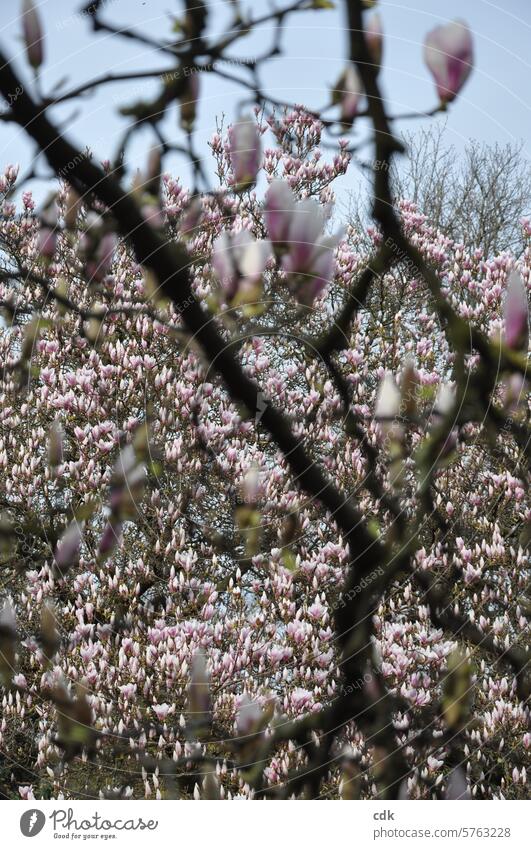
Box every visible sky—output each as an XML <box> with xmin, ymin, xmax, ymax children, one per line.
<box><xmin>0</xmin><ymin>0</ymin><xmax>529</xmax><ymax>210</ymax></box>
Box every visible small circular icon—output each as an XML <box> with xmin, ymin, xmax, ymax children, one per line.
<box><xmin>20</xmin><ymin>809</ymin><xmax>46</xmax><ymax>837</ymax></box>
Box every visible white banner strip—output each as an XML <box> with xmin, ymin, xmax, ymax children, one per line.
<box><xmin>2</xmin><ymin>800</ymin><xmax>529</xmax><ymax>848</ymax></box>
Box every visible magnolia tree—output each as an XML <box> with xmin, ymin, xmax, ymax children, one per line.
<box><xmin>0</xmin><ymin>0</ymin><xmax>529</xmax><ymax>801</ymax></box>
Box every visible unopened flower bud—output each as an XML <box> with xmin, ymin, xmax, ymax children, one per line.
<box><xmin>47</xmin><ymin>418</ymin><xmax>64</xmax><ymax>470</ymax></box>
<box><xmin>424</xmin><ymin>20</ymin><xmax>473</xmax><ymax>104</ymax></box>
<box><xmin>229</xmin><ymin>115</ymin><xmax>261</xmax><ymax>192</ymax></box>
<box><xmin>334</xmin><ymin>65</ymin><xmax>363</xmax><ymax>127</ymax></box>
<box><xmin>180</xmin><ymin>73</ymin><xmax>200</xmax><ymax>132</ymax></box>
<box><xmin>504</xmin><ymin>270</ymin><xmax>528</xmax><ymax>352</ymax></box>
<box><xmin>365</xmin><ymin>12</ymin><xmax>383</xmax><ymax>71</ymax></box>
<box><xmin>21</xmin><ymin>0</ymin><xmax>44</xmax><ymax>70</ymax></box>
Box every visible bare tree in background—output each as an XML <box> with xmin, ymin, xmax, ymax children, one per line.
<box><xmin>391</xmin><ymin>125</ymin><xmax>530</xmax><ymax>257</ymax></box>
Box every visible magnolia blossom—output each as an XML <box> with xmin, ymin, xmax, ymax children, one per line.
<box><xmin>47</xmin><ymin>418</ymin><xmax>64</xmax><ymax>469</ymax></box>
<box><xmin>212</xmin><ymin>230</ymin><xmax>271</xmax><ymax>306</ymax></box>
<box><xmin>180</xmin><ymin>73</ymin><xmax>200</xmax><ymax>131</ymax></box>
<box><xmin>265</xmin><ymin>185</ymin><xmax>339</xmax><ymax>306</ymax></box>
<box><xmin>375</xmin><ymin>372</ymin><xmax>401</xmax><ymax>421</ymax></box>
<box><xmin>144</xmin><ymin>145</ymin><xmax>162</xmax><ymax>197</ymax></box>
<box><xmin>38</xmin><ymin>226</ymin><xmax>56</xmax><ymax>259</ymax></box>
<box><xmin>152</xmin><ymin>703</ymin><xmax>173</xmax><ymax>722</ymax></box>
<box><xmin>424</xmin><ymin>20</ymin><xmax>474</xmax><ymax>104</ymax></box>
<box><xmin>86</xmin><ymin>232</ymin><xmax>117</xmax><ymax>283</ymax></box>
<box><xmin>21</xmin><ymin>0</ymin><xmax>44</xmax><ymax>70</ymax></box>
<box><xmin>264</xmin><ymin>180</ymin><xmax>296</xmax><ymax>248</ymax></box>
<box><xmin>18</xmin><ymin>786</ymin><xmax>35</xmax><ymax>800</ymax></box>
<box><xmin>338</xmin><ymin>64</ymin><xmax>363</xmax><ymax>125</ymax></box>
<box><xmin>503</xmin><ymin>270</ymin><xmax>528</xmax><ymax>351</ymax></box>
<box><xmin>119</xmin><ymin>683</ymin><xmax>137</xmax><ymax>699</ymax></box>
<box><xmin>109</xmin><ymin>443</ymin><xmax>147</xmax><ymax>518</ymax></box>
<box><xmin>434</xmin><ymin>381</ymin><xmax>456</xmax><ymax>417</ymax></box>
<box><xmin>97</xmin><ymin>518</ymin><xmax>123</xmax><ymax>558</ymax></box>
<box><xmin>64</xmin><ymin>188</ymin><xmax>81</xmax><ymax>229</ymax></box>
<box><xmin>54</xmin><ymin>520</ymin><xmax>83</xmax><ymax>571</ymax></box>
<box><xmin>242</xmin><ymin>465</ymin><xmax>260</xmax><ymax>504</ymax></box>
<box><xmin>375</xmin><ymin>372</ymin><xmax>405</xmax><ymax>450</ymax></box>
<box><xmin>365</xmin><ymin>12</ymin><xmax>383</xmax><ymax>70</ymax></box>
<box><xmin>179</xmin><ymin>196</ymin><xmax>202</xmax><ymax>237</ymax></box>
<box><xmin>236</xmin><ymin>693</ymin><xmax>262</xmax><ymax>736</ymax></box>
<box><xmin>433</xmin><ymin>381</ymin><xmax>458</xmax><ymax>456</ymax></box>
<box><xmin>229</xmin><ymin>115</ymin><xmax>261</xmax><ymax>191</ymax></box>
<box><xmin>0</xmin><ymin>601</ymin><xmax>16</xmax><ymax>632</ymax></box>
<box><xmin>291</xmin><ymin>687</ymin><xmax>313</xmax><ymax>712</ymax></box>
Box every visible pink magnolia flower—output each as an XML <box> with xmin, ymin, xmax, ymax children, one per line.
<box><xmin>38</xmin><ymin>226</ymin><xmax>56</xmax><ymax>259</ymax></box>
<box><xmin>280</xmin><ymin>197</ymin><xmax>339</xmax><ymax>305</ymax></box>
<box><xmin>180</xmin><ymin>73</ymin><xmax>200</xmax><ymax>131</ymax></box>
<box><xmin>308</xmin><ymin>596</ymin><xmax>326</xmax><ymax>621</ymax></box>
<box><xmin>434</xmin><ymin>382</ymin><xmax>455</xmax><ymax>417</ymax></box>
<box><xmin>22</xmin><ymin>0</ymin><xmax>44</xmax><ymax>70</ymax></box>
<box><xmin>365</xmin><ymin>12</ymin><xmax>383</xmax><ymax>70</ymax></box>
<box><xmin>213</xmin><ymin>230</ymin><xmax>272</xmax><ymax>306</ymax></box>
<box><xmin>431</xmin><ymin>380</ymin><xmax>458</xmax><ymax>456</ymax></box>
<box><xmin>264</xmin><ymin>180</ymin><xmax>296</xmax><ymax>248</ymax></box>
<box><xmin>283</xmin><ymin>198</ymin><xmax>326</xmax><ymax>270</ymax></box>
<box><xmin>19</xmin><ymin>786</ymin><xmax>35</xmax><ymax>800</ymax></box>
<box><xmin>152</xmin><ymin>703</ymin><xmax>172</xmax><ymax>722</ymax></box>
<box><xmin>98</xmin><ymin>519</ymin><xmax>122</xmax><ymax>560</ymax></box>
<box><xmin>179</xmin><ymin>196</ymin><xmax>202</xmax><ymax>237</ymax></box>
<box><xmin>110</xmin><ymin>444</ymin><xmax>147</xmax><ymax>518</ymax></box>
<box><xmin>54</xmin><ymin>520</ymin><xmax>83</xmax><ymax>571</ymax></box>
<box><xmin>291</xmin><ymin>687</ymin><xmax>313</xmax><ymax>712</ymax></box>
<box><xmin>48</xmin><ymin>418</ymin><xmax>64</xmax><ymax>469</ymax></box>
<box><xmin>144</xmin><ymin>145</ymin><xmax>162</xmax><ymax>196</ymax></box>
<box><xmin>242</xmin><ymin>465</ymin><xmax>260</xmax><ymax>504</ymax></box>
<box><xmin>236</xmin><ymin>693</ymin><xmax>262</xmax><ymax>735</ymax></box>
<box><xmin>0</xmin><ymin>601</ymin><xmax>16</xmax><ymax>630</ymax></box>
<box><xmin>503</xmin><ymin>270</ymin><xmax>528</xmax><ymax>351</ymax></box>
<box><xmin>375</xmin><ymin>372</ymin><xmax>401</xmax><ymax>421</ymax></box>
<box><xmin>141</xmin><ymin>203</ymin><xmax>164</xmax><ymax>228</ymax></box>
<box><xmin>87</xmin><ymin>232</ymin><xmax>117</xmax><ymax>282</ymax></box>
<box><xmin>339</xmin><ymin>64</ymin><xmax>363</xmax><ymax>125</ymax></box>
<box><xmin>22</xmin><ymin>190</ymin><xmax>34</xmax><ymax>210</ymax></box>
<box><xmin>424</xmin><ymin>20</ymin><xmax>473</xmax><ymax>104</ymax></box>
<box><xmin>229</xmin><ymin>115</ymin><xmax>261</xmax><ymax>191</ymax></box>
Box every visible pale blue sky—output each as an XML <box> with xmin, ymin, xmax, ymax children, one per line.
<box><xmin>0</xmin><ymin>0</ymin><xmax>529</xmax><ymax>205</ymax></box>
